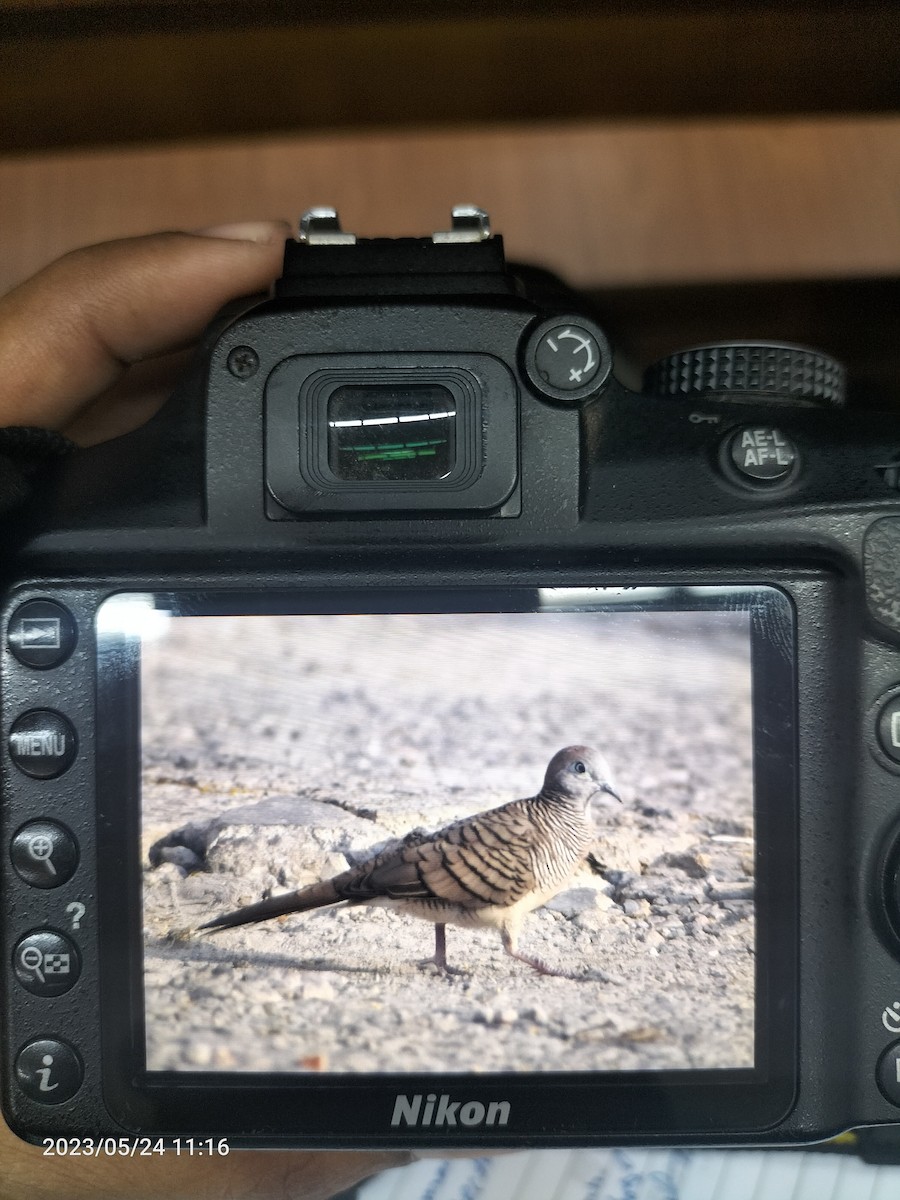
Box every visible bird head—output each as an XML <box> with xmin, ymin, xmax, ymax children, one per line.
<box><xmin>543</xmin><ymin>745</ymin><xmax>622</xmax><ymax>813</ymax></box>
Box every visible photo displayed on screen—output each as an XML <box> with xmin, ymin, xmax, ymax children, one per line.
<box><xmin>132</xmin><ymin>589</ymin><xmax>756</xmax><ymax>1076</ymax></box>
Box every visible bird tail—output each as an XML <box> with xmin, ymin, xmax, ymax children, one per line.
<box><xmin>198</xmin><ymin>879</ymin><xmax>342</xmax><ymax>933</ymax></box>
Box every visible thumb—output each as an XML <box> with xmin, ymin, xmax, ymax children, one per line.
<box><xmin>0</xmin><ymin>223</ymin><xmax>291</xmax><ymax>434</ymax></box>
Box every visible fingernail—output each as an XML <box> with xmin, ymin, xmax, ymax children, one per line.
<box><xmin>192</xmin><ymin>220</ymin><xmax>291</xmax><ymax>244</ymax></box>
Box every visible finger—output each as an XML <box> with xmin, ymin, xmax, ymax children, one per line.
<box><xmin>61</xmin><ymin>346</ymin><xmax>195</xmax><ymax>446</ymax></box>
<box><xmin>0</xmin><ymin>223</ymin><xmax>290</xmax><ymax>432</ymax></box>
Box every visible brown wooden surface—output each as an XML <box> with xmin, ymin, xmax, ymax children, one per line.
<box><xmin>1</xmin><ymin>6</ymin><xmax>898</xmax><ymax>153</ymax></box>
<box><xmin>2</xmin><ymin>115</ymin><xmax>900</xmax><ymax>297</ymax></box>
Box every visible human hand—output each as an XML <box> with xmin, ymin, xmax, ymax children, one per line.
<box><xmin>0</xmin><ymin>221</ymin><xmax>292</xmax><ymax>446</ymax></box>
<box><xmin>0</xmin><ymin>1116</ymin><xmax>412</xmax><ymax>1200</ymax></box>
<box><xmin>0</xmin><ymin>222</ymin><xmax>415</xmax><ymax>1198</ymax></box>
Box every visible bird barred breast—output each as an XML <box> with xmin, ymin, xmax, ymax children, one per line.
<box><xmin>199</xmin><ymin>745</ymin><xmax>622</xmax><ymax>975</ymax></box>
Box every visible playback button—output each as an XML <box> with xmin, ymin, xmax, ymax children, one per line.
<box><xmin>7</xmin><ymin>600</ymin><xmax>77</xmax><ymax>669</ymax></box>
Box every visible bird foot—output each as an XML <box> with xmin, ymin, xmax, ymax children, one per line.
<box><xmin>417</xmin><ymin>955</ymin><xmax>467</xmax><ymax>977</ymax></box>
<box><xmin>512</xmin><ymin>952</ymin><xmax>579</xmax><ymax>979</ymax></box>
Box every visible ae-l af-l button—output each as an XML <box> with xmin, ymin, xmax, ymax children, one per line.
<box><xmin>8</xmin><ymin>711</ymin><xmax>77</xmax><ymax>778</ymax></box>
<box><xmin>723</xmin><ymin>425</ymin><xmax>800</xmax><ymax>487</ymax></box>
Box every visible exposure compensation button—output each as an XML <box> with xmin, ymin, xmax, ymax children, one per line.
<box><xmin>522</xmin><ymin>315</ymin><xmax>613</xmax><ymax>403</ymax></box>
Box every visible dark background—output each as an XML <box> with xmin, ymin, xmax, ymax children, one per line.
<box><xmin>1</xmin><ymin>1</ymin><xmax>899</xmax><ymax>406</ymax></box>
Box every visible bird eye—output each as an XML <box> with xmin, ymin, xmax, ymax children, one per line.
<box><xmin>572</xmin><ymin>760</ymin><xmax>586</xmax><ymax>774</ymax></box>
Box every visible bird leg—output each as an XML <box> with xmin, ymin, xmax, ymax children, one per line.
<box><xmin>434</xmin><ymin>922</ymin><xmax>448</xmax><ymax>971</ymax></box>
<box><xmin>501</xmin><ymin>927</ymin><xmax>575</xmax><ymax>979</ymax></box>
<box><xmin>419</xmin><ymin>922</ymin><xmax>464</xmax><ymax>975</ymax></box>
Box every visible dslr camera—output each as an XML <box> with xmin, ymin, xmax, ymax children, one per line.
<box><xmin>3</xmin><ymin>207</ymin><xmax>900</xmax><ymax>1150</ymax></box>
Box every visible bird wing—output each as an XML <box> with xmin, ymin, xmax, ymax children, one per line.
<box><xmin>337</xmin><ymin>800</ymin><xmax>538</xmax><ymax>910</ymax></box>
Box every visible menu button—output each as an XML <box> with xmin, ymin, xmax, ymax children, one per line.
<box><xmin>8</xmin><ymin>711</ymin><xmax>77</xmax><ymax>779</ymax></box>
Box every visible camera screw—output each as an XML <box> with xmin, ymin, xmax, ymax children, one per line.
<box><xmin>227</xmin><ymin>346</ymin><xmax>259</xmax><ymax>378</ymax></box>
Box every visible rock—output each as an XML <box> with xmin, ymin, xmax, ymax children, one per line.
<box><xmin>522</xmin><ymin>1005</ymin><xmax>548</xmax><ymax>1024</ymax></box>
<box><xmin>623</xmin><ymin>899</ymin><xmax>651</xmax><ymax>918</ymax></box>
<box><xmin>301</xmin><ymin>977</ymin><xmax>337</xmax><ymax>1002</ymax></box>
<box><xmin>708</xmin><ymin>879</ymin><xmax>755</xmax><ymax>902</ymax></box>
<box><xmin>148</xmin><ymin>821</ymin><xmax>210</xmax><ymax>866</ymax></box>
<box><xmin>544</xmin><ymin>886</ymin><xmax>617</xmax><ymax>918</ymax></box>
<box><xmin>185</xmin><ymin>1041</ymin><xmax>213</xmax><ymax>1067</ymax></box>
<box><xmin>657</xmin><ymin>851</ymin><xmax>710</xmax><ymax>879</ymax></box>
<box><xmin>149</xmin><ymin>795</ymin><xmax>394</xmax><ymax>885</ymax></box>
<box><xmin>154</xmin><ymin>845</ymin><xmax>204</xmax><ymax>874</ymax></box>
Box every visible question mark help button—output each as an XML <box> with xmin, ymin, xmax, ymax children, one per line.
<box><xmin>66</xmin><ymin>902</ymin><xmax>86</xmax><ymax>930</ymax></box>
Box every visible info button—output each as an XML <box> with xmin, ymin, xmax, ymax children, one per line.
<box><xmin>8</xmin><ymin>711</ymin><xmax>77</xmax><ymax>779</ymax></box>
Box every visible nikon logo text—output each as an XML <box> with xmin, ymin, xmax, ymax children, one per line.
<box><xmin>391</xmin><ymin>1093</ymin><xmax>510</xmax><ymax>1128</ymax></box>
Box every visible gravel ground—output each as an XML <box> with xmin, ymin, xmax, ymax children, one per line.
<box><xmin>140</xmin><ymin>606</ymin><xmax>755</xmax><ymax>1076</ymax></box>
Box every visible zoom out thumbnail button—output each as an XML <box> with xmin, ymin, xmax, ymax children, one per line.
<box><xmin>14</xmin><ymin>929</ymin><xmax>81</xmax><ymax>996</ymax></box>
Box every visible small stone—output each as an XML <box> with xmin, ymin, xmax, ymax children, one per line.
<box><xmin>659</xmin><ymin>851</ymin><xmax>710</xmax><ymax>879</ymax></box>
<box><xmin>522</xmin><ymin>1005</ymin><xmax>547</xmax><ymax>1024</ymax></box>
<box><xmin>491</xmin><ymin>1007</ymin><xmax>519</xmax><ymax>1027</ymax></box>
<box><xmin>155</xmin><ymin>845</ymin><xmax>204</xmax><ymax>874</ymax></box>
<box><xmin>302</xmin><ymin>978</ymin><xmax>336</xmax><ymax>1002</ymax></box>
<box><xmin>708</xmin><ymin>880</ymin><xmax>755</xmax><ymax>902</ymax></box>
<box><xmin>185</xmin><ymin>1041</ymin><xmax>213</xmax><ymax>1067</ymax></box>
<box><xmin>623</xmin><ymin>899</ymin><xmax>651</xmax><ymax>918</ymax></box>
<box><xmin>545</xmin><ymin>886</ymin><xmax>615</xmax><ymax>918</ymax></box>
<box><xmin>662</xmin><ymin>882</ymin><xmax>708</xmax><ymax>905</ymax></box>
<box><xmin>212</xmin><ymin>1046</ymin><xmax>236</xmax><ymax>1069</ymax></box>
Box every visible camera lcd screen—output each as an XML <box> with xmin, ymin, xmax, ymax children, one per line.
<box><xmin>326</xmin><ymin>384</ymin><xmax>457</xmax><ymax>482</ymax></box>
<box><xmin>113</xmin><ymin>586</ymin><xmax>782</xmax><ymax>1083</ymax></box>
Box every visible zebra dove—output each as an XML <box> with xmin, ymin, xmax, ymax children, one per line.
<box><xmin>199</xmin><ymin>745</ymin><xmax>621</xmax><ymax>976</ymax></box>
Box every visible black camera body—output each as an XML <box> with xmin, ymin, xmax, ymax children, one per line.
<box><xmin>3</xmin><ymin>208</ymin><xmax>900</xmax><ymax>1150</ymax></box>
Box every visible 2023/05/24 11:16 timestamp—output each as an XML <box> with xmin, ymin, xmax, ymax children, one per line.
<box><xmin>41</xmin><ymin>1137</ymin><xmax>231</xmax><ymax>1156</ymax></box>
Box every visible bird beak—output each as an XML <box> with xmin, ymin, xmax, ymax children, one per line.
<box><xmin>602</xmin><ymin>782</ymin><xmax>623</xmax><ymax>804</ymax></box>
